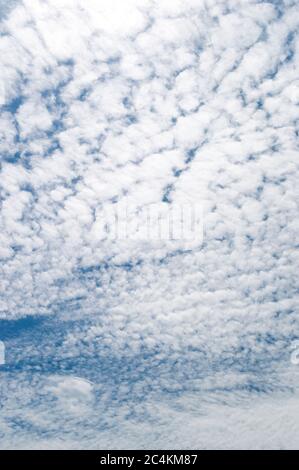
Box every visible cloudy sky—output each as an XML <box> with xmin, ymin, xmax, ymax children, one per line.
<box><xmin>0</xmin><ymin>0</ymin><xmax>299</xmax><ymax>450</ymax></box>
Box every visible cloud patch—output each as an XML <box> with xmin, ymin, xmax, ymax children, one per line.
<box><xmin>0</xmin><ymin>0</ymin><xmax>299</xmax><ymax>449</ymax></box>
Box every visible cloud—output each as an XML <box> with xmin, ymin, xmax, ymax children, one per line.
<box><xmin>0</xmin><ymin>0</ymin><xmax>298</xmax><ymax>449</ymax></box>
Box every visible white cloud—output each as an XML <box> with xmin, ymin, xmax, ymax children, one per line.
<box><xmin>0</xmin><ymin>0</ymin><xmax>298</xmax><ymax>450</ymax></box>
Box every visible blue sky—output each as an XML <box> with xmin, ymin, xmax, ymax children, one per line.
<box><xmin>0</xmin><ymin>0</ymin><xmax>299</xmax><ymax>449</ymax></box>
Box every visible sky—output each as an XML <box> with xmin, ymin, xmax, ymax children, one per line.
<box><xmin>0</xmin><ymin>0</ymin><xmax>299</xmax><ymax>450</ymax></box>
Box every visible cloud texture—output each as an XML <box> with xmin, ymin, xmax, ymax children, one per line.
<box><xmin>0</xmin><ymin>0</ymin><xmax>299</xmax><ymax>449</ymax></box>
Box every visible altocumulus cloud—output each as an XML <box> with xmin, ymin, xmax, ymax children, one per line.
<box><xmin>0</xmin><ymin>0</ymin><xmax>299</xmax><ymax>450</ymax></box>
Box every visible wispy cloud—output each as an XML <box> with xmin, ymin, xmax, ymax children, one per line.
<box><xmin>0</xmin><ymin>0</ymin><xmax>298</xmax><ymax>449</ymax></box>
